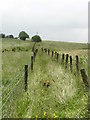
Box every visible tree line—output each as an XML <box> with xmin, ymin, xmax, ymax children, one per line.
<box><xmin>0</xmin><ymin>31</ymin><xmax>42</xmax><ymax>42</ymax></box>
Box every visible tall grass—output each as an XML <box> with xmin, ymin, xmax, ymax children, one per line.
<box><xmin>1</xmin><ymin>38</ymin><xmax>88</xmax><ymax>118</ymax></box>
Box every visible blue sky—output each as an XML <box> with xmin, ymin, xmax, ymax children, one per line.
<box><xmin>0</xmin><ymin>0</ymin><xmax>89</xmax><ymax>43</ymax></box>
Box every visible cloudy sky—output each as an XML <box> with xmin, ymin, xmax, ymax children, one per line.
<box><xmin>0</xmin><ymin>0</ymin><xmax>89</xmax><ymax>43</ymax></box>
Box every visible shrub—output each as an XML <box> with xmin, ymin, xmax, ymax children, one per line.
<box><xmin>6</xmin><ymin>35</ymin><xmax>14</xmax><ymax>38</ymax></box>
<box><xmin>0</xmin><ymin>33</ymin><xmax>5</xmax><ymax>38</ymax></box>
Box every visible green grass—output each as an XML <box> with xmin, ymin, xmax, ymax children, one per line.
<box><xmin>1</xmin><ymin>38</ymin><xmax>88</xmax><ymax>118</ymax></box>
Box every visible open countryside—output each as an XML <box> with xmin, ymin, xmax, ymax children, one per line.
<box><xmin>1</xmin><ymin>38</ymin><xmax>89</xmax><ymax>118</ymax></box>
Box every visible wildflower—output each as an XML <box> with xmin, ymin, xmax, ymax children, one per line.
<box><xmin>36</xmin><ymin>115</ymin><xmax>38</xmax><ymax>118</ymax></box>
<box><xmin>53</xmin><ymin>112</ymin><xmax>58</xmax><ymax>118</ymax></box>
<box><xmin>44</xmin><ymin>112</ymin><xmax>46</xmax><ymax>116</ymax></box>
<box><xmin>50</xmin><ymin>108</ymin><xmax>52</xmax><ymax>111</ymax></box>
<box><xmin>53</xmin><ymin>113</ymin><xmax>56</xmax><ymax>117</ymax></box>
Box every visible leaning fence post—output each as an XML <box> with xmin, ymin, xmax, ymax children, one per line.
<box><xmin>65</xmin><ymin>54</ymin><xmax>69</xmax><ymax>69</ymax></box>
<box><xmin>80</xmin><ymin>69</ymin><xmax>89</xmax><ymax>89</ymax></box>
<box><xmin>31</xmin><ymin>56</ymin><xmax>33</xmax><ymax>71</ymax></box>
<box><xmin>25</xmin><ymin>65</ymin><xmax>28</xmax><ymax>92</ymax></box>
<box><xmin>70</xmin><ymin>56</ymin><xmax>72</xmax><ymax>72</ymax></box>
<box><xmin>76</xmin><ymin>55</ymin><xmax>79</xmax><ymax>71</ymax></box>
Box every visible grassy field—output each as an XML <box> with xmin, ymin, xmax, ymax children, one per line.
<box><xmin>1</xmin><ymin>38</ymin><xmax>88</xmax><ymax>118</ymax></box>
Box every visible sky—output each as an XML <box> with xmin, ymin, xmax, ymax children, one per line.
<box><xmin>0</xmin><ymin>0</ymin><xmax>89</xmax><ymax>43</ymax></box>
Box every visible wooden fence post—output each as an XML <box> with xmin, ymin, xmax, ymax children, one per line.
<box><xmin>33</xmin><ymin>52</ymin><xmax>36</xmax><ymax>62</ymax></box>
<box><xmin>70</xmin><ymin>56</ymin><xmax>72</xmax><ymax>72</ymax></box>
<box><xmin>25</xmin><ymin>65</ymin><xmax>28</xmax><ymax>92</ymax></box>
<box><xmin>52</xmin><ymin>51</ymin><xmax>54</xmax><ymax>57</ymax></box>
<box><xmin>55</xmin><ymin>52</ymin><xmax>57</xmax><ymax>59</ymax></box>
<box><xmin>56</xmin><ymin>53</ymin><xmax>59</xmax><ymax>62</ymax></box>
<box><xmin>76</xmin><ymin>55</ymin><xmax>79</xmax><ymax>71</ymax></box>
<box><xmin>36</xmin><ymin>49</ymin><xmax>38</xmax><ymax>54</ymax></box>
<box><xmin>32</xmin><ymin>47</ymin><xmax>34</xmax><ymax>52</ymax></box>
<box><xmin>41</xmin><ymin>48</ymin><xmax>43</xmax><ymax>52</ymax></box>
<box><xmin>48</xmin><ymin>49</ymin><xmax>50</xmax><ymax>55</ymax></box>
<box><xmin>31</xmin><ymin>56</ymin><xmax>33</xmax><ymax>71</ymax></box>
<box><xmin>44</xmin><ymin>48</ymin><xmax>47</xmax><ymax>53</ymax></box>
<box><xmin>62</xmin><ymin>54</ymin><xmax>65</xmax><ymax>63</ymax></box>
<box><xmin>65</xmin><ymin>54</ymin><xmax>69</xmax><ymax>69</ymax></box>
<box><xmin>80</xmin><ymin>69</ymin><xmax>89</xmax><ymax>88</ymax></box>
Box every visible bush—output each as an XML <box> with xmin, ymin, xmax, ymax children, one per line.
<box><xmin>6</xmin><ymin>35</ymin><xmax>14</xmax><ymax>38</ymax></box>
<box><xmin>31</xmin><ymin>35</ymin><xmax>42</xmax><ymax>42</ymax></box>
<box><xmin>19</xmin><ymin>31</ymin><xmax>29</xmax><ymax>40</ymax></box>
<box><xmin>0</xmin><ymin>33</ymin><xmax>5</xmax><ymax>38</ymax></box>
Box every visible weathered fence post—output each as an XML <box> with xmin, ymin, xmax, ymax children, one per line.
<box><xmin>36</xmin><ymin>49</ymin><xmax>38</xmax><ymax>54</ymax></box>
<box><xmin>52</xmin><ymin>51</ymin><xmax>54</xmax><ymax>57</ymax></box>
<box><xmin>80</xmin><ymin>69</ymin><xmax>89</xmax><ymax>88</ymax></box>
<box><xmin>65</xmin><ymin>54</ymin><xmax>69</xmax><ymax>69</ymax></box>
<box><xmin>55</xmin><ymin>52</ymin><xmax>57</xmax><ymax>59</ymax></box>
<box><xmin>25</xmin><ymin>65</ymin><xmax>28</xmax><ymax>92</ymax></box>
<box><xmin>32</xmin><ymin>47</ymin><xmax>34</xmax><ymax>52</ymax></box>
<box><xmin>48</xmin><ymin>49</ymin><xmax>50</xmax><ymax>55</ymax></box>
<box><xmin>56</xmin><ymin>53</ymin><xmax>59</xmax><ymax>62</ymax></box>
<box><xmin>76</xmin><ymin>55</ymin><xmax>79</xmax><ymax>71</ymax></box>
<box><xmin>31</xmin><ymin>56</ymin><xmax>33</xmax><ymax>71</ymax></box>
<box><xmin>70</xmin><ymin>56</ymin><xmax>72</xmax><ymax>72</ymax></box>
<box><xmin>33</xmin><ymin>52</ymin><xmax>36</xmax><ymax>62</ymax></box>
<box><xmin>44</xmin><ymin>48</ymin><xmax>47</xmax><ymax>53</ymax></box>
<box><xmin>41</xmin><ymin>48</ymin><xmax>43</xmax><ymax>52</ymax></box>
<box><xmin>62</xmin><ymin>54</ymin><xmax>65</xmax><ymax>63</ymax></box>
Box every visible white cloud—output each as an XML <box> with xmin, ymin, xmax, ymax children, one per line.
<box><xmin>0</xmin><ymin>0</ymin><xmax>89</xmax><ymax>42</ymax></box>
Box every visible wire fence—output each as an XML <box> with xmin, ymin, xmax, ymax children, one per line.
<box><xmin>1</xmin><ymin>43</ymin><xmax>38</xmax><ymax>118</ymax></box>
<box><xmin>41</xmin><ymin>48</ymin><xmax>89</xmax><ymax>90</ymax></box>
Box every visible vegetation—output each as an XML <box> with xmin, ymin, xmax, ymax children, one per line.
<box><xmin>19</xmin><ymin>31</ymin><xmax>29</xmax><ymax>40</ymax></box>
<box><xmin>0</xmin><ymin>33</ymin><xmax>5</xmax><ymax>38</ymax></box>
<box><xmin>1</xmin><ymin>38</ymin><xmax>88</xmax><ymax>118</ymax></box>
<box><xmin>31</xmin><ymin>35</ymin><xmax>42</xmax><ymax>42</ymax></box>
<box><xmin>6</xmin><ymin>35</ymin><xmax>14</xmax><ymax>38</ymax></box>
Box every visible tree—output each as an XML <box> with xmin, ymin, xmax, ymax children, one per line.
<box><xmin>19</xmin><ymin>31</ymin><xmax>29</xmax><ymax>40</ymax></box>
<box><xmin>6</xmin><ymin>35</ymin><xmax>14</xmax><ymax>38</ymax></box>
<box><xmin>0</xmin><ymin>33</ymin><xmax>5</xmax><ymax>38</ymax></box>
<box><xmin>8</xmin><ymin>35</ymin><xmax>14</xmax><ymax>38</ymax></box>
<box><xmin>31</xmin><ymin>35</ymin><xmax>42</xmax><ymax>42</ymax></box>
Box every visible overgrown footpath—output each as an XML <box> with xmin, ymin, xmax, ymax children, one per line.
<box><xmin>25</xmin><ymin>49</ymin><xmax>88</xmax><ymax>118</ymax></box>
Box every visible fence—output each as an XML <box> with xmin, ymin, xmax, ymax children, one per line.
<box><xmin>0</xmin><ymin>44</ymin><xmax>38</xmax><ymax>118</ymax></box>
<box><xmin>41</xmin><ymin>48</ymin><xmax>89</xmax><ymax>90</ymax></box>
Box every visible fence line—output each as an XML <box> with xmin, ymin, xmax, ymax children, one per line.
<box><xmin>1</xmin><ymin>45</ymin><xmax>38</xmax><ymax>115</ymax></box>
<box><xmin>41</xmin><ymin>48</ymin><xmax>89</xmax><ymax>89</ymax></box>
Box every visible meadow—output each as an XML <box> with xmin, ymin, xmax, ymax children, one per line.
<box><xmin>1</xmin><ymin>38</ymin><xmax>89</xmax><ymax>118</ymax></box>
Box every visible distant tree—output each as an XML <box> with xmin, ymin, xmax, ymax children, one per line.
<box><xmin>8</xmin><ymin>35</ymin><xmax>14</xmax><ymax>38</ymax></box>
<box><xmin>14</xmin><ymin>37</ymin><xmax>18</xmax><ymax>39</ymax></box>
<box><xmin>31</xmin><ymin>35</ymin><xmax>42</xmax><ymax>42</ymax></box>
<box><xmin>0</xmin><ymin>33</ymin><xmax>5</xmax><ymax>38</ymax></box>
<box><xmin>6</xmin><ymin>35</ymin><xmax>14</xmax><ymax>38</ymax></box>
<box><xmin>19</xmin><ymin>31</ymin><xmax>29</xmax><ymax>40</ymax></box>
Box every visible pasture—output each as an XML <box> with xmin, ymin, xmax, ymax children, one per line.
<box><xmin>1</xmin><ymin>38</ymin><xmax>88</xmax><ymax>118</ymax></box>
